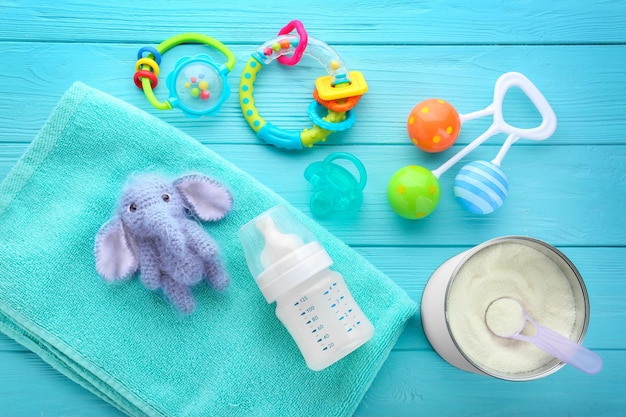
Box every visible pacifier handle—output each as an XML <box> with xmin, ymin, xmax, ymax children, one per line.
<box><xmin>322</xmin><ymin>152</ymin><xmax>368</xmax><ymax>191</ymax></box>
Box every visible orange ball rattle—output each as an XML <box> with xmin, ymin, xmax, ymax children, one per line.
<box><xmin>407</xmin><ymin>98</ymin><xmax>461</xmax><ymax>152</ymax></box>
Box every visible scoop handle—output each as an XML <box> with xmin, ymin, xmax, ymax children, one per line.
<box><xmin>516</xmin><ymin>318</ymin><xmax>603</xmax><ymax>375</ymax></box>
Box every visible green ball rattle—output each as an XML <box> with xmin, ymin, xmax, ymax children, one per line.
<box><xmin>387</xmin><ymin>165</ymin><xmax>441</xmax><ymax>219</ymax></box>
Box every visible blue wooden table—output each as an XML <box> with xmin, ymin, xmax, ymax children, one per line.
<box><xmin>1</xmin><ymin>1</ymin><xmax>625</xmax><ymax>416</ymax></box>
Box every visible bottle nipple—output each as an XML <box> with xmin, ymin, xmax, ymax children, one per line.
<box><xmin>257</xmin><ymin>215</ymin><xmax>305</xmax><ymax>268</ymax></box>
<box><xmin>239</xmin><ymin>205</ymin><xmax>334</xmax><ymax>304</ymax></box>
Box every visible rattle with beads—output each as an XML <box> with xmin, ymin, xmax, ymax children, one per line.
<box><xmin>239</xmin><ymin>21</ymin><xmax>368</xmax><ymax>150</ymax></box>
<box><xmin>134</xmin><ymin>33</ymin><xmax>236</xmax><ymax>118</ymax></box>
<box><xmin>388</xmin><ymin>72</ymin><xmax>557</xmax><ymax>219</ymax></box>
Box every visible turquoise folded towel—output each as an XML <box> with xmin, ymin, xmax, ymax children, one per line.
<box><xmin>0</xmin><ymin>83</ymin><xmax>417</xmax><ymax>417</ymax></box>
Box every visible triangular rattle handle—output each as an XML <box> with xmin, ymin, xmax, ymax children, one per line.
<box><xmin>492</xmin><ymin>72</ymin><xmax>557</xmax><ymax>141</ymax></box>
<box><xmin>434</xmin><ymin>72</ymin><xmax>557</xmax><ymax>177</ymax></box>
<box><xmin>490</xmin><ymin>72</ymin><xmax>557</xmax><ymax>166</ymax></box>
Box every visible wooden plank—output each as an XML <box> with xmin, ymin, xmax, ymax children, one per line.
<box><xmin>1</xmin><ymin>0</ymin><xmax>625</xmax><ymax>44</ymax></box>
<box><xmin>356</xmin><ymin>349</ymin><xmax>626</xmax><ymax>417</ymax></box>
<box><xmin>0</xmin><ymin>244</ymin><xmax>621</xmax><ymax>353</ymax></box>
<box><xmin>0</xmin><ymin>1</ymin><xmax>624</xmax><ymax>416</ymax></box>
<box><xmin>3</xmin><ymin>142</ymin><xmax>623</xmax><ymax>247</ymax></box>
<box><xmin>0</xmin><ymin>43</ymin><xmax>624</xmax><ymax>146</ymax></box>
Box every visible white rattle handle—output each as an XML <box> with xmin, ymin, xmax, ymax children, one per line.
<box><xmin>492</xmin><ymin>72</ymin><xmax>557</xmax><ymax>141</ymax></box>
<box><xmin>491</xmin><ymin>73</ymin><xmax>557</xmax><ymax>166</ymax></box>
<box><xmin>435</xmin><ymin>72</ymin><xmax>557</xmax><ymax>177</ymax></box>
<box><xmin>432</xmin><ymin>122</ymin><xmax>499</xmax><ymax>178</ymax></box>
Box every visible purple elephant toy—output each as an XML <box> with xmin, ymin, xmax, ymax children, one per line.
<box><xmin>94</xmin><ymin>173</ymin><xmax>233</xmax><ymax>314</ymax></box>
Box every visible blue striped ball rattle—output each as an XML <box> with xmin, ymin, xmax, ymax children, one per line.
<box><xmin>454</xmin><ymin>160</ymin><xmax>508</xmax><ymax>215</ymax></box>
<box><xmin>388</xmin><ymin>72</ymin><xmax>557</xmax><ymax>219</ymax></box>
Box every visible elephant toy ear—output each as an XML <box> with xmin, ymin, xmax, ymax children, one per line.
<box><xmin>94</xmin><ymin>218</ymin><xmax>138</xmax><ymax>282</ymax></box>
<box><xmin>175</xmin><ymin>174</ymin><xmax>233</xmax><ymax>221</ymax></box>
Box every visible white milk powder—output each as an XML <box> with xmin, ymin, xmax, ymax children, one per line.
<box><xmin>446</xmin><ymin>241</ymin><xmax>577</xmax><ymax>375</ymax></box>
<box><xmin>485</xmin><ymin>298</ymin><xmax>525</xmax><ymax>337</ymax></box>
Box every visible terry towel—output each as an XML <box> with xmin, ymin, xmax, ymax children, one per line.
<box><xmin>0</xmin><ymin>83</ymin><xmax>417</xmax><ymax>417</ymax></box>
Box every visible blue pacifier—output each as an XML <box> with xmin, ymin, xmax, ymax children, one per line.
<box><xmin>304</xmin><ymin>152</ymin><xmax>367</xmax><ymax>218</ymax></box>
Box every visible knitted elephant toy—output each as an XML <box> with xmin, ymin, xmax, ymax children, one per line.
<box><xmin>94</xmin><ymin>173</ymin><xmax>233</xmax><ymax>314</ymax></box>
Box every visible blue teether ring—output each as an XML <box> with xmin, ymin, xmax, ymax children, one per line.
<box><xmin>137</xmin><ymin>46</ymin><xmax>162</xmax><ymax>64</ymax></box>
<box><xmin>307</xmin><ymin>101</ymin><xmax>356</xmax><ymax>132</ymax></box>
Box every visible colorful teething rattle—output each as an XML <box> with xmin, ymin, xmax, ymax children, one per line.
<box><xmin>388</xmin><ymin>72</ymin><xmax>557</xmax><ymax>219</ymax></box>
<box><xmin>134</xmin><ymin>33</ymin><xmax>236</xmax><ymax>118</ymax></box>
<box><xmin>239</xmin><ymin>21</ymin><xmax>368</xmax><ymax>150</ymax></box>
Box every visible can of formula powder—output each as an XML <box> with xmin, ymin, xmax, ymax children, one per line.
<box><xmin>421</xmin><ymin>236</ymin><xmax>590</xmax><ymax>381</ymax></box>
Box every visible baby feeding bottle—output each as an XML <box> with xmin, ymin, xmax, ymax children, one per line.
<box><xmin>238</xmin><ymin>205</ymin><xmax>374</xmax><ymax>371</ymax></box>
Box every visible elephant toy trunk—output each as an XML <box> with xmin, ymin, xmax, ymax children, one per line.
<box><xmin>145</xmin><ymin>209</ymin><xmax>183</xmax><ymax>246</ymax></box>
<box><xmin>151</xmin><ymin>222</ymin><xmax>204</xmax><ymax>286</ymax></box>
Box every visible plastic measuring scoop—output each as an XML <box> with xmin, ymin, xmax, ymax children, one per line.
<box><xmin>485</xmin><ymin>298</ymin><xmax>603</xmax><ymax>375</ymax></box>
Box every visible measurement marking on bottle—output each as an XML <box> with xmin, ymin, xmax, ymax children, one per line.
<box><xmin>297</xmin><ymin>295</ymin><xmax>334</xmax><ymax>352</ymax></box>
<box><xmin>297</xmin><ymin>286</ymin><xmax>351</xmax><ymax>354</ymax></box>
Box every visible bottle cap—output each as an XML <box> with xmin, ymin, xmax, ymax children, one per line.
<box><xmin>238</xmin><ymin>205</ymin><xmax>333</xmax><ymax>303</ymax></box>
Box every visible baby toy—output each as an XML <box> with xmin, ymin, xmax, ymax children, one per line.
<box><xmin>388</xmin><ymin>72</ymin><xmax>557</xmax><ymax>219</ymax></box>
<box><xmin>407</xmin><ymin>98</ymin><xmax>461</xmax><ymax>153</ymax></box>
<box><xmin>134</xmin><ymin>33</ymin><xmax>236</xmax><ymax>117</ymax></box>
<box><xmin>94</xmin><ymin>173</ymin><xmax>233</xmax><ymax>314</ymax></box>
<box><xmin>239</xmin><ymin>20</ymin><xmax>368</xmax><ymax>150</ymax></box>
<box><xmin>304</xmin><ymin>152</ymin><xmax>367</xmax><ymax>218</ymax></box>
